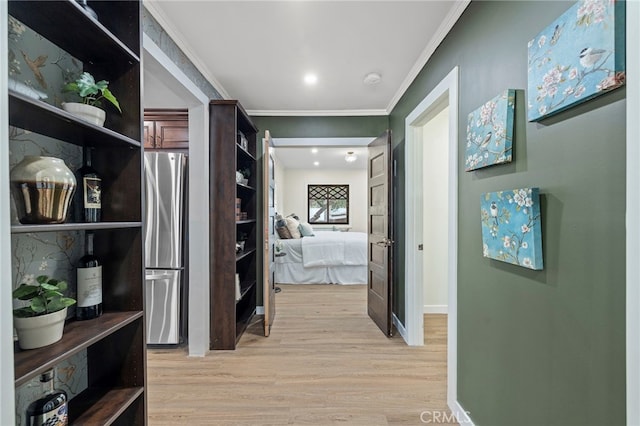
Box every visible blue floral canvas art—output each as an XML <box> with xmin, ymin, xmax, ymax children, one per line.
<box><xmin>527</xmin><ymin>0</ymin><xmax>625</xmax><ymax>121</ymax></box>
<box><xmin>465</xmin><ymin>89</ymin><xmax>515</xmax><ymax>171</ymax></box>
<box><xmin>480</xmin><ymin>188</ymin><xmax>543</xmax><ymax>270</ymax></box>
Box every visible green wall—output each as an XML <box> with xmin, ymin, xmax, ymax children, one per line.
<box><xmin>389</xmin><ymin>1</ymin><xmax>626</xmax><ymax>425</ymax></box>
<box><xmin>250</xmin><ymin>115</ymin><xmax>388</xmax><ymax>138</ymax></box>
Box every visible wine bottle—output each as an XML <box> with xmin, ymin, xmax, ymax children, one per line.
<box><xmin>76</xmin><ymin>231</ymin><xmax>102</xmax><ymax>320</ymax></box>
<box><xmin>77</xmin><ymin>147</ymin><xmax>101</xmax><ymax>222</ymax></box>
<box><xmin>26</xmin><ymin>369</ymin><xmax>69</xmax><ymax>426</ymax></box>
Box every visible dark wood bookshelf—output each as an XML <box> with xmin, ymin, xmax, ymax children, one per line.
<box><xmin>9</xmin><ymin>91</ymin><xmax>141</xmax><ymax>149</ymax></box>
<box><xmin>210</xmin><ymin>100</ymin><xmax>259</xmax><ymax>350</ymax></box>
<box><xmin>69</xmin><ymin>387</ymin><xmax>144</xmax><ymax>425</ymax></box>
<box><xmin>14</xmin><ymin>311</ymin><xmax>143</xmax><ymax>387</ymax></box>
<box><xmin>7</xmin><ymin>0</ymin><xmax>146</xmax><ymax>422</ymax></box>
<box><xmin>11</xmin><ymin>221</ymin><xmax>142</xmax><ymax>234</ymax></box>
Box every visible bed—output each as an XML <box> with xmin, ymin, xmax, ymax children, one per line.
<box><xmin>274</xmin><ymin>231</ymin><xmax>367</xmax><ymax>285</ymax></box>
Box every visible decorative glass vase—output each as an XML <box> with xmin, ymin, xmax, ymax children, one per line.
<box><xmin>10</xmin><ymin>156</ymin><xmax>77</xmax><ymax>224</ymax></box>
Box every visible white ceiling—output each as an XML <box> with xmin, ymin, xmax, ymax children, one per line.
<box><xmin>274</xmin><ymin>145</ymin><xmax>368</xmax><ymax>170</ymax></box>
<box><xmin>143</xmin><ymin>0</ymin><xmax>469</xmax><ymax>115</ymax></box>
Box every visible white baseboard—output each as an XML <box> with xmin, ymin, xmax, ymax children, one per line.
<box><xmin>424</xmin><ymin>304</ymin><xmax>448</xmax><ymax>314</ymax></box>
<box><xmin>256</xmin><ymin>306</ymin><xmax>264</xmax><ymax>315</ymax></box>
<box><xmin>393</xmin><ymin>313</ymin><xmax>408</xmax><ymax>342</ymax></box>
<box><xmin>449</xmin><ymin>399</ymin><xmax>475</xmax><ymax>425</ymax></box>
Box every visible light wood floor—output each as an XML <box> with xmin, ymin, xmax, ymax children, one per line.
<box><xmin>147</xmin><ymin>284</ymin><xmax>456</xmax><ymax>425</ymax></box>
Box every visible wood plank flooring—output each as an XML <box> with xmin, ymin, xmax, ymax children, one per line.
<box><xmin>147</xmin><ymin>284</ymin><xmax>456</xmax><ymax>425</ymax></box>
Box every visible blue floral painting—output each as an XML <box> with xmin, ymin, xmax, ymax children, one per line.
<box><xmin>480</xmin><ymin>188</ymin><xmax>543</xmax><ymax>270</ymax></box>
<box><xmin>527</xmin><ymin>0</ymin><xmax>625</xmax><ymax>121</ymax></box>
<box><xmin>465</xmin><ymin>89</ymin><xmax>515</xmax><ymax>171</ymax></box>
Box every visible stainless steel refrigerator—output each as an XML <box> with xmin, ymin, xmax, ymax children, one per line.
<box><xmin>144</xmin><ymin>152</ymin><xmax>188</xmax><ymax>345</ymax></box>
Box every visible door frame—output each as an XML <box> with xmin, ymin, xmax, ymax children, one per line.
<box><xmin>143</xmin><ymin>35</ymin><xmax>210</xmax><ymax>357</ymax></box>
<box><xmin>404</xmin><ymin>66</ymin><xmax>459</xmax><ymax>409</ymax></box>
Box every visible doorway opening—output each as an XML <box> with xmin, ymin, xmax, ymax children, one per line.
<box><xmin>404</xmin><ymin>67</ymin><xmax>460</xmax><ymax>413</ymax></box>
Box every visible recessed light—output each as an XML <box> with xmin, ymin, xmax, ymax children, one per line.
<box><xmin>311</xmin><ymin>148</ymin><xmax>318</xmax><ymax>154</ymax></box>
<box><xmin>304</xmin><ymin>73</ymin><xmax>318</xmax><ymax>85</ymax></box>
<box><xmin>345</xmin><ymin>151</ymin><xmax>357</xmax><ymax>163</ymax></box>
<box><xmin>313</xmin><ymin>161</ymin><xmax>319</xmax><ymax>166</ymax></box>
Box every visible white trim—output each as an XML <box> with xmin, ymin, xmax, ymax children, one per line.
<box><xmin>144</xmin><ymin>1</ymin><xmax>230</xmax><ymax>99</ymax></box>
<box><xmin>271</xmin><ymin>137</ymin><xmax>375</xmax><ymax>147</ymax></box>
<box><xmin>0</xmin><ymin>1</ymin><xmax>16</xmax><ymax>423</ymax></box>
<box><xmin>404</xmin><ymin>66</ymin><xmax>459</xmax><ymax>411</ymax></box>
<box><xmin>424</xmin><ymin>305</ymin><xmax>448</xmax><ymax>314</ymax></box>
<box><xmin>143</xmin><ymin>34</ymin><xmax>211</xmax><ymax>357</ymax></box>
<box><xmin>385</xmin><ymin>0</ymin><xmax>470</xmax><ymax>113</ymax></box>
<box><xmin>247</xmin><ymin>109</ymin><xmax>388</xmax><ymax>117</ymax></box>
<box><xmin>627</xmin><ymin>1</ymin><xmax>640</xmax><ymax>424</ymax></box>
<box><xmin>449</xmin><ymin>400</ymin><xmax>475</xmax><ymax>425</ymax></box>
<box><xmin>392</xmin><ymin>313</ymin><xmax>407</xmax><ymax>342</ymax></box>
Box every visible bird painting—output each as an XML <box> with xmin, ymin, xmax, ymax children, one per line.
<box><xmin>20</xmin><ymin>50</ymin><xmax>48</xmax><ymax>89</ymax></box>
<box><xmin>579</xmin><ymin>47</ymin><xmax>607</xmax><ymax>68</ymax></box>
<box><xmin>490</xmin><ymin>201</ymin><xmax>499</xmax><ymax>227</ymax></box>
<box><xmin>478</xmin><ymin>132</ymin><xmax>492</xmax><ymax>150</ymax></box>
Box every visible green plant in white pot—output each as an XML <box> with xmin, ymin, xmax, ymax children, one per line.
<box><xmin>62</xmin><ymin>71</ymin><xmax>122</xmax><ymax>127</ymax></box>
<box><xmin>13</xmin><ymin>275</ymin><xmax>76</xmax><ymax>350</ymax></box>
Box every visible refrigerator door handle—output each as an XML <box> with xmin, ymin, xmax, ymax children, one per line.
<box><xmin>145</xmin><ymin>272</ymin><xmax>174</xmax><ymax>281</ymax></box>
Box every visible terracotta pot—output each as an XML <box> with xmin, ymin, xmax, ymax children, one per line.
<box><xmin>62</xmin><ymin>102</ymin><xmax>106</xmax><ymax>127</ymax></box>
<box><xmin>14</xmin><ymin>307</ymin><xmax>68</xmax><ymax>350</ymax></box>
<box><xmin>10</xmin><ymin>156</ymin><xmax>77</xmax><ymax>224</ymax></box>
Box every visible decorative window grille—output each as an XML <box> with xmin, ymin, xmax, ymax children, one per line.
<box><xmin>307</xmin><ymin>184</ymin><xmax>349</xmax><ymax>224</ymax></box>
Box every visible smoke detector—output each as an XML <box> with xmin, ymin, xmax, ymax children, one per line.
<box><xmin>363</xmin><ymin>72</ymin><xmax>382</xmax><ymax>86</ymax></box>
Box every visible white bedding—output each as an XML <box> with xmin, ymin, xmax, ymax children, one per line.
<box><xmin>275</xmin><ymin>232</ymin><xmax>367</xmax><ymax>285</ymax></box>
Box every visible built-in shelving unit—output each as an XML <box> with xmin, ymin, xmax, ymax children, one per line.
<box><xmin>209</xmin><ymin>100</ymin><xmax>259</xmax><ymax>350</ymax></box>
<box><xmin>5</xmin><ymin>0</ymin><xmax>145</xmax><ymax>423</ymax></box>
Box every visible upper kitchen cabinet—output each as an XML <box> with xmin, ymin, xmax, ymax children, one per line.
<box><xmin>144</xmin><ymin>109</ymin><xmax>188</xmax><ymax>149</ymax></box>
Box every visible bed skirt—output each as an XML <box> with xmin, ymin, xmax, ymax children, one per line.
<box><xmin>275</xmin><ymin>262</ymin><xmax>366</xmax><ymax>285</ymax></box>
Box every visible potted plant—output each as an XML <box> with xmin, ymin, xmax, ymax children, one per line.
<box><xmin>62</xmin><ymin>71</ymin><xmax>122</xmax><ymax>127</ymax></box>
<box><xmin>13</xmin><ymin>275</ymin><xmax>76</xmax><ymax>350</ymax></box>
<box><xmin>239</xmin><ymin>167</ymin><xmax>251</xmax><ymax>185</ymax></box>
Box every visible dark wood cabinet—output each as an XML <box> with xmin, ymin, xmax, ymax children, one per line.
<box><xmin>144</xmin><ymin>110</ymin><xmax>188</xmax><ymax>149</ymax></box>
<box><xmin>209</xmin><ymin>100</ymin><xmax>259</xmax><ymax>350</ymax></box>
<box><xmin>6</xmin><ymin>1</ymin><xmax>146</xmax><ymax>423</ymax></box>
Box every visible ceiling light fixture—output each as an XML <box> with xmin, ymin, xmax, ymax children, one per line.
<box><xmin>363</xmin><ymin>72</ymin><xmax>382</xmax><ymax>86</ymax></box>
<box><xmin>345</xmin><ymin>151</ymin><xmax>357</xmax><ymax>163</ymax></box>
<box><xmin>311</xmin><ymin>148</ymin><xmax>318</xmax><ymax>154</ymax></box>
<box><xmin>304</xmin><ymin>73</ymin><xmax>318</xmax><ymax>85</ymax></box>
<box><xmin>313</xmin><ymin>161</ymin><xmax>319</xmax><ymax>166</ymax></box>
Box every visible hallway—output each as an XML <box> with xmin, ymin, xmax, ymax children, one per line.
<box><xmin>147</xmin><ymin>284</ymin><xmax>455</xmax><ymax>425</ymax></box>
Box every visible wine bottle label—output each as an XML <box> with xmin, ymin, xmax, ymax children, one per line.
<box><xmin>29</xmin><ymin>402</ymin><xmax>68</xmax><ymax>426</ymax></box>
<box><xmin>82</xmin><ymin>176</ymin><xmax>101</xmax><ymax>208</ymax></box>
<box><xmin>77</xmin><ymin>265</ymin><xmax>102</xmax><ymax>307</ymax></box>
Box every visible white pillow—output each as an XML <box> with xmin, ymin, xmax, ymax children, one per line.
<box><xmin>298</xmin><ymin>221</ymin><xmax>315</xmax><ymax>237</ymax></box>
<box><xmin>286</xmin><ymin>217</ymin><xmax>302</xmax><ymax>239</ymax></box>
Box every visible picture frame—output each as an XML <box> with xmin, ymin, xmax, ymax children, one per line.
<box><xmin>480</xmin><ymin>187</ymin><xmax>543</xmax><ymax>270</ymax></box>
<box><xmin>465</xmin><ymin>89</ymin><xmax>515</xmax><ymax>171</ymax></box>
<box><xmin>527</xmin><ymin>0</ymin><xmax>625</xmax><ymax>121</ymax></box>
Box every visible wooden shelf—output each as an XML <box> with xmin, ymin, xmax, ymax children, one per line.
<box><xmin>236</xmin><ymin>248</ymin><xmax>257</xmax><ymax>262</ymax></box>
<box><xmin>8</xmin><ymin>0</ymin><xmax>140</xmax><ymax>65</ymax></box>
<box><xmin>11</xmin><ymin>221</ymin><xmax>142</xmax><ymax>234</ymax></box>
<box><xmin>9</xmin><ymin>91</ymin><xmax>141</xmax><ymax>148</ymax></box>
<box><xmin>236</xmin><ymin>219</ymin><xmax>257</xmax><ymax>225</ymax></box>
<box><xmin>239</xmin><ymin>280</ymin><xmax>256</xmax><ymax>301</ymax></box>
<box><xmin>236</xmin><ymin>182</ymin><xmax>256</xmax><ymax>191</ymax></box>
<box><xmin>14</xmin><ymin>311</ymin><xmax>143</xmax><ymax>387</ymax></box>
<box><xmin>236</xmin><ymin>144</ymin><xmax>256</xmax><ymax>161</ymax></box>
<box><xmin>69</xmin><ymin>387</ymin><xmax>144</xmax><ymax>425</ymax></box>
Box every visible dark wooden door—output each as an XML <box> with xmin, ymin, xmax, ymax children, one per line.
<box><xmin>263</xmin><ymin>130</ymin><xmax>276</xmax><ymax>336</ymax></box>
<box><xmin>367</xmin><ymin>130</ymin><xmax>393</xmax><ymax>336</ymax></box>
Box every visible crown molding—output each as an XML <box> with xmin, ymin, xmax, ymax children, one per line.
<box><xmin>247</xmin><ymin>109</ymin><xmax>388</xmax><ymax>117</ymax></box>
<box><xmin>385</xmin><ymin>0</ymin><xmax>470</xmax><ymax>113</ymax></box>
<box><xmin>143</xmin><ymin>1</ymin><xmax>230</xmax><ymax>99</ymax></box>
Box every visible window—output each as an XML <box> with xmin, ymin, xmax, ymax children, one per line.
<box><xmin>308</xmin><ymin>184</ymin><xmax>349</xmax><ymax>224</ymax></box>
